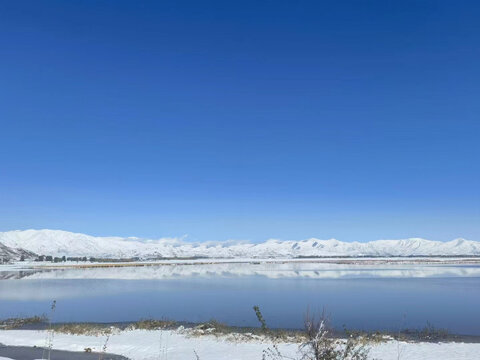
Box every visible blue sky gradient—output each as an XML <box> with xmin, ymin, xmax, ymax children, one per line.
<box><xmin>1</xmin><ymin>1</ymin><xmax>479</xmax><ymax>242</ymax></box>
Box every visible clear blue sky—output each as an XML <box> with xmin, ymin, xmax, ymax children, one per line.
<box><xmin>1</xmin><ymin>1</ymin><xmax>479</xmax><ymax>242</ymax></box>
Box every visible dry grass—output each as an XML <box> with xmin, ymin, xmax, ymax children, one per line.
<box><xmin>184</xmin><ymin>319</ymin><xmax>306</xmax><ymax>343</ymax></box>
<box><xmin>53</xmin><ymin>323</ymin><xmax>117</xmax><ymax>336</ymax></box>
<box><xmin>129</xmin><ymin>319</ymin><xmax>177</xmax><ymax>330</ymax></box>
<box><xmin>0</xmin><ymin>316</ymin><xmax>421</xmax><ymax>347</ymax></box>
<box><xmin>0</xmin><ymin>316</ymin><xmax>46</xmax><ymax>329</ymax></box>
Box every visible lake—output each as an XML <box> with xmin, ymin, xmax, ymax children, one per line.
<box><xmin>1</xmin><ymin>261</ymin><xmax>480</xmax><ymax>335</ymax></box>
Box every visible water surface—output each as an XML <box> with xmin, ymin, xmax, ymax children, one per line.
<box><xmin>1</xmin><ymin>262</ymin><xmax>479</xmax><ymax>335</ymax></box>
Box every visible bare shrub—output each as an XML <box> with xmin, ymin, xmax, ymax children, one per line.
<box><xmin>98</xmin><ymin>335</ymin><xmax>110</xmax><ymax>360</ymax></box>
<box><xmin>263</xmin><ymin>311</ymin><xmax>372</xmax><ymax>360</ymax></box>
<box><xmin>416</xmin><ymin>321</ymin><xmax>448</xmax><ymax>342</ymax></box>
<box><xmin>42</xmin><ymin>300</ymin><xmax>56</xmax><ymax>360</ymax></box>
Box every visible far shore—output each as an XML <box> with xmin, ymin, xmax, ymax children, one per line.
<box><xmin>3</xmin><ymin>256</ymin><xmax>480</xmax><ymax>271</ymax></box>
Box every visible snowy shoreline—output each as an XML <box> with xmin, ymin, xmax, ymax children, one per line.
<box><xmin>0</xmin><ymin>328</ymin><xmax>479</xmax><ymax>360</ymax></box>
<box><xmin>4</xmin><ymin>255</ymin><xmax>480</xmax><ymax>271</ymax></box>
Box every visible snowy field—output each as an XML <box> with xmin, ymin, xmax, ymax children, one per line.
<box><xmin>0</xmin><ymin>329</ymin><xmax>479</xmax><ymax>360</ymax></box>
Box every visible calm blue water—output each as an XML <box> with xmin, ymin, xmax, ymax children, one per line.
<box><xmin>1</xmin><ymin>263</ymin><xmax>480</xmax><ymax>335</ymax></box>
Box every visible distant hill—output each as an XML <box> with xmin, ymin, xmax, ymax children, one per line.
<box><xmin>0</xmin><ymin>241</ymin><xmax>37</xmax><ymax>263</ymax></box>
<box><xmin>1</xmin><ymin>229</ymin><xmax>480</xmax><ymax>259</ymax></box>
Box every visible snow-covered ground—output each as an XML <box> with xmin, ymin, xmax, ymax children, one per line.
<box><xmin>0</xmin><ymin>329</ymin><xmax>479</xmax><ymax>360</ymax></box>
<box><xmin>1</xmin><ymin>229</ymin><xmax>480</xmax><ymax>259</ymax></box>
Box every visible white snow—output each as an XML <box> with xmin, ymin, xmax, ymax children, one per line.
<box><xmin>1</xmin><ymin>229</ymin><xmax>480</xmax><ymax>259</ymax></box>
<box><xmin>0</xmin><ymin>329</ymin><xmax>479</xmax><ymax>360</ymax></box>
<box><xmin>0</xmin><ymin>241</ymin><xmax>35</xmax><ymax>262</ymax></box>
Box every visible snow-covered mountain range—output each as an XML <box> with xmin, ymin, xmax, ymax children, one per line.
<box><xmin>1</xmin><ymin>229</ymin><xmax>480</xmax><ymax>259</ymax></box>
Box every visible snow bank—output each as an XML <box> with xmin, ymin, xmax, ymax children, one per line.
<box><xmin>0</xmin><ymin>329</ymin><xmax>479</xmax><ymax>360</ymax></box>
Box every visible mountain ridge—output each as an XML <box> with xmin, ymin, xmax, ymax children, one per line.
<box><xmin>0</xmin><ymin>240</ymin><xmax>37</xmax><ymax>262</ymax></box>
<box><xmin>0</xmin><ymin>229</ymin><xmax>479</xmax><ymax>259</ymax></box>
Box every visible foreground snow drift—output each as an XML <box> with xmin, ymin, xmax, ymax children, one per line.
<box><xmin>0</xmin><ymin>329</ymin><xmax>479</xmax><ymax>360</ymax></box>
